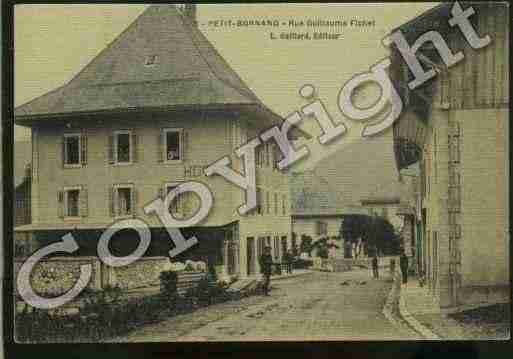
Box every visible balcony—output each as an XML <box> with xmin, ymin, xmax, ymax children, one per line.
<box><xmin>393</xmin><ymin>109</ymin><xmax>428</xmax><ymax>170</ymax></box>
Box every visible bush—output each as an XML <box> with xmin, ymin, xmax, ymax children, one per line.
<box><xmin>160</xmin><ymin>270</ymin><xmax>178</xmax><ymax>297</ymax></box>
<box><xmin>184</xmin><ymin>277</ymin><xmax>230</xmax><ymax>306</ymax></box>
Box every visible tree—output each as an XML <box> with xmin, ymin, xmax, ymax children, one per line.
<box><xmin>340</xmin><ymin>214</ymin><xmax>400</xmax><ymax>257</ymax></box>
<box><xmin>340</xmin><ymin>214</ymin><xmax>371</xmax><ymax>258</ymax></box>
<box><xmin>312</xmin><ymin>236</ymin><xmax>340</xmax><ymax>259</ymax></box>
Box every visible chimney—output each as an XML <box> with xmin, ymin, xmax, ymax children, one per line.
<box><xmin>178</xmin><ymin>4</ymin><xmax>197</xmax><ymax>26</ymax></box>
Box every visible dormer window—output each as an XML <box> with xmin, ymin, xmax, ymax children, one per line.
<box><xmin>144</xmin><ymin>54</ymin><xmax>158</xmax><ymax>67</ymax></box>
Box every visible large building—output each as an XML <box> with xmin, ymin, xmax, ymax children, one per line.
<box><xmin>390</xmin><ymin>2</ymin><xmax>509</xmax><ymax>310</ymax></box>
<box><xmin>14</xmin><ymin>5</ymin><xmax>293</xmax><ymax>280</ymax></box>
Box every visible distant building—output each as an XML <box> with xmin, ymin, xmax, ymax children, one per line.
<box><xmin>290</xmin><ymin>171</ymin><xmax>366</xmax><ymax>257</ymax></box>
<box><xmin>390</xmin><ymin>3</ymin><xmax>509</xmax><ymax>310</ymax></box>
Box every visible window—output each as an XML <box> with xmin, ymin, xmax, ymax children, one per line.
<box><xmin>256</xmin><ymin>145</ymin><xmax>265</xmax><ymax>168</ymax></box>
<box><xmin>117</xmin><ymin>187</ymin><xmax>132</xmax><ymax>216</ymax></box>
<box><xmin>450</xmin><ymin>136</ymin><xmax>460</xmax><ymax>164</ymax></box>
<box><xmin>64</xmin><ymin>134</ymin><xmax>81</xmax><ymax>166</ymax></box>
<box><xmin>266</xmin><ymin>191</ymin><xmax>270</xmax><ymax>214</ymax></box>
<box><xmin>111</xmin><ymin>185</ymin><xmax>135</xmax><ymax>217</ymax></box>
<box><xmin>282</xmin><ymin>194</ymin><xmax>287</xmax><ymax>215</ymax></box>
<box><xmin>58</xmin><ymin>186</ymin><xmax>87</xmax><ymax>219</ymax></box>
<box><xmin>316</xmin><ymin>221</ymin><xmax>328</xmax><ymax>236</ymax></box>
<box><xmin>274</xmin><ymin>193</ymin><xmax>278</xmax><ymax>215</ymax></box>
<box><xmin>434</xmin><ymin>132</ymin><xmax>437</xmax><ymax>183</ymax></box>
<box><xmin>265</xmin><ymin>143</ymin><xmax>270</xmax><ymax>167</ymax></box>
<box><xmin>256</xmin><ymin>188</ymin><xmax>262</xmax><ymax>215</ymax></box>
<box><xmin>114</xmin><ymin>130</ymin><xmax>132</xmax><ymax>164</ymax></box>
<box><xmin>66</xmin><ymin>189</ymin><xmax>80</xmax><ymax>217</ymax></box>
<box><xmin>164</xmin><ymin>128</ymin><xmax>182</xmax><ymax>162</ymax></box>
<box><xmin>144</xmin><ymin>54</ymin><xmax>158</xmax><ymax>66</ymax></box>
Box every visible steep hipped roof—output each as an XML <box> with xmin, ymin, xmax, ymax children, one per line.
<box><xmin>15</xmin><ymin>5</ymin><xmax>274</xmax><ymax>122</ymax></box>
<box><xmin>307</xmin><ymin>132</ymin><xmax>403</xmax><ymax>208</ymax></box>
<box><xmin>290</xmin><ymin>171</ymin><xmax>367</xmax><ymax>217</ymax></box>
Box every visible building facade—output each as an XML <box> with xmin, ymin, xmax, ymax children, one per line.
<box><xmin>14</xmin><ymin>5</ymin><xmax>293</xmax><ymax>280</ymax></box>
<box><xmin>391</xmin><ymin>2</ymin><xmax>509</xmax><ymax>309</ymax></box>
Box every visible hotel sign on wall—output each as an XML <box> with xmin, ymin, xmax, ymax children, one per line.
<box><xmin>184</xmin><ymin>165</ymin><xmax>206</xmax><ymax>178</ymax></box>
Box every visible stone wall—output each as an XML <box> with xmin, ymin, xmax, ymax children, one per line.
<box><xmin>109</xmin><ymin>256</ymin><xmax>170</xmax><ymax>290</ymax></box>
<box><xmin>14</xmin><ymin>256</ymin><xmax>101</xmax><ymax>298</ymax></box>
<box><xmin>14</xmin><ymin>256</ymin><xmax>170</xmax><ymax>298</ymax></box>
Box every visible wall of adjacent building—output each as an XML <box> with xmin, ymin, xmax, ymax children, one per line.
<box><xmin>419</xmin><ymin>3</ymin><xmax>509</xmax><ymax>308</ymax></box>
<box><xmin>291</xmin><ymin>216</ymin><xmax>342</xmax><ymax>241</ymax></box>
<box><xmin>459</xmin><ymin>108</ymin><xmax>509</xmax><ymax>287</ymax></box>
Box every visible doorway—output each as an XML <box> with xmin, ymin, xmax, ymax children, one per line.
<box><xmin>247</xmin><ymin>237</ymin><xmax>255</xmax><ymax>275</ymax></box>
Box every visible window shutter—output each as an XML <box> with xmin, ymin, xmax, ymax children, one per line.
<box><xmin>81</xmin><ymin>133</ymin><xmax>88</xmax><ymax>166</ymax></box>
<box><xmin>132</xmin><ymin>132</ymin><xmax>138</xmax><ymax>163</ymax></box>
<box><xmin>131</xmin><ymin>187</ymin><xmax>137</xmax><ymax>217</ymax></box>
<box><xmin>182</xmin><ymin>130</ymin><xmax>188</xmax><ymax>161</ymax></box>
<box><xmin>80</xmin><ymin>186</ymin><xmax>88</xmax><ymax>217</ymax></box>
<box><xmin>255</xmin><ymin>147</ymin><xmax>260</xmax><ymax>167</ymax></box>
<box><xmin>108</xmin><ymin>134</ymin><xmax>115</xmax><ymax>164</ymax></box>
<box><xmin>108</xmin><ymin>186</ymin><xmax>114</xmax><ymax>217</ymax></box>
<box><xmin>61</xmin><ymin>136</ymin><xmax>66</xmax><ymax>168</ymax></box>
<box><xmin>157</xmin><ymin>130</ymin><xmax>164</xmax><ymax>163</ymax></box>
<box><xmin>57</xmin><ymin>190</ymin><xmax>64</xmax><ymax>218</ymax></box>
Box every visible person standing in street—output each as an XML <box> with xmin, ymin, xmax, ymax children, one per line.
<box><xmin>400</xmin><ymin>250</ymin><xmax>409</xmax><ymax>284</ymax></box>
<box><xmin>259</xmin><ymin>246</ymin><xmax>273</xmax><ymax>295</ymax></box>
<box><xmin>371</xmin><ymin>254</ymin><xmax>379</xmax><ymax>279</ymax></box>
<box><xmin>283</xmin><ymin>249</ymin><xmax>293</xmax><ymax>274</ymax></box>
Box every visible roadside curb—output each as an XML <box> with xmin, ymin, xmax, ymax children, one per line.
<box><xmin>382</xmin><ymin>274</ymin><xmax>400</xmax><ymax>328</ymax></box>
<box><xmin>395</xmin><ymin>271</ymin><xmax>440</xmax><ymax>340</ymax></box>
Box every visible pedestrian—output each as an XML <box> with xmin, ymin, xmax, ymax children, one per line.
<box><xmin>371</xmin><ymin>254</ymin><xmax>379</xmax><ymax>279</ymax></box>
<box><xmin>390</xmin><ymin>258</ymin><xmax>396</xmax><ymax>276</ymax></box>
<box><xmin>287</xmin><ymin>250</ymin><xmax>294</xmax><ymax>274</ymax></box>
<box><xmin>283</xmin><ymin>249</ymin><xmax>293</xmax><ymax>274</ymax></box>
<box><xmin>400</xmin><ymin>250</ymin><xmax>409</xmax><ymax>284</ymax></box>
<box><xmin>259</xmin><ymin>246</ymin><xmax>273</xmax><ymax>295</ymax></box>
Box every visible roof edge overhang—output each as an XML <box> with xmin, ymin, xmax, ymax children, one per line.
<box><xmin>360</xmin><ymin>198</ymin><xmax>401</xmax><ymax>206</ymax></box>
<box><xmin>15</xmin><ymin>220</ymin><xmax>240</xmax><ymax>232</ymax></box>
<box><xmin>14</xmin><ymin>103</ymin><xmax>280</xmax><ymax>127</ymax></box>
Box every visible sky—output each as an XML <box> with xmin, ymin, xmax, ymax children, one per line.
<box><xmin>14</xmin><ymin>3</ymin><xmax>438</xmax><ymax>167</ymax></box>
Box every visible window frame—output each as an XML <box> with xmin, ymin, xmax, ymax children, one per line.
<box><xmin>316</xmin><ymin>220</ymin><xmax>328</xmax><ymax>236</ymax></box>
<box><xmin>114</xmin><ymin>183</ymin><xmax>134</xmax><ymax>219</ymax></box>
<box><xmin>144</xmin><ymin>54</ymin><xmax>159</xmax><ymax>67</ymax></box>
<box><xmin>63</xmin><ymin>133</ymin><xmax>82</xmax><ymax>168</ymax></box>
<box><xmin>113</xmin><ymin>130</ymin><xmax>133</xmax><ymax>165</ymax></box>
<box><xmin>63</xmin><ymin>186</ymin><xmax>82</xmax><ymax>220</ymax></box>
<box><xmin>163</xmin><ymin>128</ymin><xmax>183</xmax><ymax>164</ymax></box>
